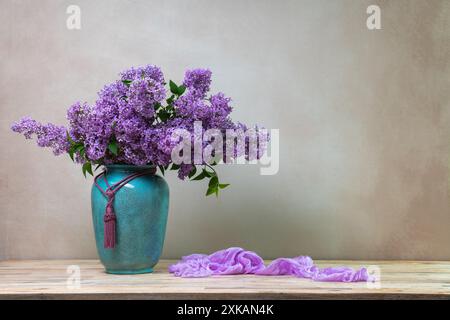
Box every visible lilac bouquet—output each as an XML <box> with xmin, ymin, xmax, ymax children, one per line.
<box><xmin>11</xmin><ymin>65</ymin><xmax>266</xmax><ymax>196</ymax></box>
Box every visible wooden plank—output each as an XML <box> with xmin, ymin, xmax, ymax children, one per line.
<box><xmin>0</xmin><ymin>260</ymin><xmax>449</xmax><ymax>299</ymax></box>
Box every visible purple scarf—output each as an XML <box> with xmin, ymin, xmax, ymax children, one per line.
<box><xmin>169</xmin><ymin>247</ymin><xmax>373</xmax><ymax>282</ymax></box>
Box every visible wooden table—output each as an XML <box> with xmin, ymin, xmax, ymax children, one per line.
<box><xmin>0</xmin><ymin>260</ymin><xmax>449</xmax><ymax>299</ymax></box>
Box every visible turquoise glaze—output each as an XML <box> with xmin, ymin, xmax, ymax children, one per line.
<box><xmin>91</xmin><ymin>165</ymin><xmax>169</xmax><ymax>274</ymax></box>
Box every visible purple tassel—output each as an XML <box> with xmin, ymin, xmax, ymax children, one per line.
<box><xmin>103</xmin><ymin>204</ymin><xmax>116</xmax><ymax>248</ymax></box>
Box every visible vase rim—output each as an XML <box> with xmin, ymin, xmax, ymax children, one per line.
<box><xmin>105</xmin><ymin>164</ymin><xmax>156</xmax><ymax>172</ymax></box>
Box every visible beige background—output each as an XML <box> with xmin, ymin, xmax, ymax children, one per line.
<box><xmin>1</xmin><ymin>0</ymin><xmax>449</xmax><ymax>260</ymax></box>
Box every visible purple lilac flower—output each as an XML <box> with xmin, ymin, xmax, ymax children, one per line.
<box><xmin>174</xmin><ymin>93</ymin><xmax>210</xmax><ymax>121</ymax></box>
<box><xmin>11</xmin><ymin>65</ymin><xmax>267</xmax><ymax>183</ymax></box>
<box><xmin>114</xmin><ymin>112</ymin><xmax>149</xmax><ymax>165</ymax></box>
<box><xmin>128</xmin><ymin>78</ymin><xmax>165</xmax><ymax>119</ymax></box>
<box><xmin>11</xmin><ymin>117</ymin><xmax>39</xmax><ymax>139</ymax></box>
<box><xmin>11</xmin><ymin>117</ymin><xmax>69</xmax><ymax>155</ymax></box>
<box><xmin>178</xmin><ymin>164</ymin><xmax>194</xmax><ymax>180</ymax></box>
<box><xmin>120</xmin><ymin>65</ymin><xmax>165</xmax><ymax>84</ymax></box>
<box><xmin>36</xmin><ymin>123</ymin><xmax>69</xmax><ymax>155</ymax></box>
<box><xmin>67</xmin><ymin>101</ymin><xmax>90</xmax><ymax>141</ymax></box>
<box><xmin>183</xmin><ymin>69</ymin><xmax>212</xmax><ymax>99</ymax></box>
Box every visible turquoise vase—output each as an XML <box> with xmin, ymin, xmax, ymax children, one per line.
<box><xmin>91</xmin><ymin>165</ymin><xmax>169</xmax><ymax>274</ymax></box>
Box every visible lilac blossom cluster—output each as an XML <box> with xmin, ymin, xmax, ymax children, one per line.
<box><xmin>11</xmin><ymin>117</ymin><xmax>69</xmax><ymax>156</ymax></box>
<box><xmin>11</xmin><ymin>65</ymin><xmax>266</xmax><ymax>195</ymax></box>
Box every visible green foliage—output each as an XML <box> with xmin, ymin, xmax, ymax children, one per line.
<box><xmin>122</xmin><ymin>79</ymin><xmax>132</xmax><ymax>87</ymax></box>
<box><xmin>188</xmin><ymin>166</ymin><xmax>197</xmax><ymax>178</ymax></box>
<box><xmin>166</xmin><ymin>95</ymin><xmax>175</xmax><ymax>105</ymax></box>
<box><xmin>67</xmin><ymin>132</ymin><xmax>94</xmax><ymax>177</ymax></box>
<box><xmin>82</xmin><ymin>162</ymin><xmax>93</xmax><ymax>177</ymax></box>
<box><xmin>189</xmin><ymin>164</ymin><xmax>229</xmax><ymax>197</ymax></box>
<box><xmin>169</xmin><ymin>80</ymin><xmax>178</xmax><ymax>95</ymax></box>
<box><xmin>177</xmin><ymin>85</ymin><xmax>186</xmax><ymax>95</ymax></box>
<box><xmin>169</xmin><ymin>80</ymin><xmax>186</xmax><ymax>96</ymax></box>
<box><xmin>108</xmin><ymin>140</ymin><xmax>118</xmax><ymax>156</ymax></box>
<box><xmin>157</xmin><ymin>109</ymin><xmax>171</xmax><ymax>122</ymax></box>
<box><xmin>191</xmin><ymin>169</ymin><xmax>208</xmax><ymax>181</ymax></box>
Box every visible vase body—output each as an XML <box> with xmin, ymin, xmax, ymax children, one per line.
<box><xmin>91</xmin><ymin>165</ymin><xmax>169</xmax><ymax>274</ymax></box>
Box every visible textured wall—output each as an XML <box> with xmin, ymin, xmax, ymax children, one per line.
<box><xmin>1</xmin><ymin>0</ymin><xmax>449</xmax><ymax>260</ymax></box>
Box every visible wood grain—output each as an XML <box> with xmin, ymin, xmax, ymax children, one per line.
<box><xmin>0</xmin><ymin>260</ymin><xmax>449</xmax><ymax>299</ymax></box>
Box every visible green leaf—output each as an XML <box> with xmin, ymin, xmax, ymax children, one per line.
<box><xmin>203</xmin><ymin>169</ymin><xmax>213</xmax><ymax>178</ymax></box>
<box><xmin>158</xmin><ymin>109</ymin><xmax>170</xmax><ymax>122</ymax></box>
<box><xmin>209</xmin><ymin>176</ymin><xmax>219</xmax><ymax>188</ymax></box>
<box><xmin>169</xmin><ymin>80</ymin><xmax>179</xmax><ymax>95</ymax></box>
<box><xmin>205</xmin><ymin>175</ymin><xmax>220</xmax><ymax>197</ymax></box>
<box><xmin>86</xmin><ymin>163</ymin><xmax>93</xmax><ymax>176</ymax></box>
<box><xmin>188</xmin><ymin>166</ymin><xmax>197</xmax><ymax>178</ymax></box>
<box><xmin>166</xmin><ymin>95</ymin><xmax>175</xmax><ymax>105</ymax></box>
<box><xmin>71</xmin><ymin>144</ymin><xmax>85</xmax><ymax>160</ymax></box>
<box><xmin>158</xmin><ymin>165</ymin><xmax>165</xmax><ymax>176</ymax></box>
<box><xmin>206</xmin><ymin>186</ymin><xmax>217</xmax><ymax>196</ymax></box>
<box><xmin>108</xmin><ymin>141</ymin><xmax>118</xmax><ymax>156</ymax></box>
<box><xmin>219</xmin><ymin>183</ymin><xmax>230</xmax><ymax>189</ymax></box>
<box><xmin>69</xmin><ymin>151</ymin><xmax>75</xmax><ymax>162</ymax></box>
<box><xmin>74</xmin><ymin>145</ymin><xmax>84</xmax><ymax>153</ymax></box>
<box><xmin>171</xmin><ymin>163</ymin><xmax>181</xmax><ymax>170</ymax></box>
<box><xmin>177</xmin><ymin>85</ymin><xmax>186</xmax><ymax>95</ymax></box>
<box><xmin>192</xmin><ymin>171</ymin><xmax>206</xmax><ymax>181</ymax></box>
<box><xmin>82</xmin><ymin>162</ymin><xmax>93</xmax><ymax>177</ymax></box>
<box><xmin>122</xmin><ymin>79</ymin><xmax>132</xmax><ymax>87</ymax></box>
<box><xmin>66</xmin><ymin>132</ymin><xmax>75</xmax><ymax>145</ymax></box>
<box><xmin>94</xmin><ymin>164</ymin><xmax>102</xmax><ymax>172</ymax></box>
